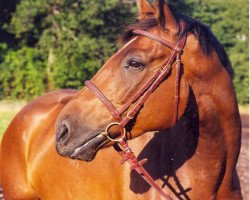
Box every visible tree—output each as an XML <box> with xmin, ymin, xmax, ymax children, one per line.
<box><xmin>0</xmin><ymin>47</ymin><xmax>45</xmax><ymax>98</ymax></box>
<box><xmin>2</xmin><ymin>0</ymin><xmax>135</xmax><ymax>95</ymax></box>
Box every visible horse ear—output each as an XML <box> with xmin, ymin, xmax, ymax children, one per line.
<box><xmin>137</xmin><ymin>0</ymin><xmax>154</xmax><ymax>19</ymax></box>
<box><xmin>154</xmin><ymin>0</ymin><xmax>179</xmax><ymax>32</ymax></box>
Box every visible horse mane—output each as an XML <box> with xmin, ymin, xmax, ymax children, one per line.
<box><xmin>121</xmin><ymin>13</ymin><xmax>234</xmax><ymax>79</ymax></box>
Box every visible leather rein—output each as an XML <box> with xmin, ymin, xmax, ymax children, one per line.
<box><xmin>85</xmin><ymin>21</ymin><xmax>187</xmax><ymax>200</ymax></box>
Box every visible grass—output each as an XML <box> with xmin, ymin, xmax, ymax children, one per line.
<box><xmin>0</xmin><ymin>100</ymin><xmax>26</xmax><ymax>138</ymax></box>
<box><xmin>239</xmin><ymin>105</ymin><xmax>249</xmax><ymax>115</ymax></box>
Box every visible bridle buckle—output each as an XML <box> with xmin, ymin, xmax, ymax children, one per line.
<box><xmin>126</xmin><ymin>110</ymin><xmax>134</xmax><ymax>119</ymax></box>
<box><xmin>154</xmin><ymin>67</ymin><xmax>162</xmax><ymax>73</ymax></box>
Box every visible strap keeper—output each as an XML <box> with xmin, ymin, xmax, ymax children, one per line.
<box><xmin>174</xmin><ymin>47</ymin><xmax>182</xmax><ymax>53</ymax></box>
<box><xmin>130</xmin><ymin>159</ymin><xmax>147</xmax><ymax>170</ymax></box>
<box><xmin>139</xmin><ymin>159</ymin><xmax>147</xmax><ymax>166</ymax></box>
<box><xmin>120</xmin><ymin>156</ymin><xmax>128</xmax><ymax>165</ymax></box>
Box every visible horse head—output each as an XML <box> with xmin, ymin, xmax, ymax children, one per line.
<box><xmin>55</xmin><ymin>0</ymin><xmax>228</xmax><ymax>162</ymax></box>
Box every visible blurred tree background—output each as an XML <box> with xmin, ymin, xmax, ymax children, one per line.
<box><xmin>0</xmin><ymin>0</ymin><xmax>248</xmax><ymax>104</ymax></box>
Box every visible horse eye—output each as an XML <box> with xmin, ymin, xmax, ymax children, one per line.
<box><xmin>126</xmin><ymin>60</ymin><xmax>145</xmax><ymax>70</ymax></box>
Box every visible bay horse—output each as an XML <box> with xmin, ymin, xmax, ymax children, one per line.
<box><xmin>1</xmin><ymin>0</ymin><xmax>242</xmax><ymax>199</ymax></box>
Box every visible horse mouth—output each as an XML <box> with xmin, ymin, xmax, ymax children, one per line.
<box><xmin>70</xmin><ymin>134</ymin><xmax>109</xmax><ymax>161</ymax></box>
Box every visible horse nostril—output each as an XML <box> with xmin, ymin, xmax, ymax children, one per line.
<box><xmin>57</xmin><ymin>122</ymin><xmax>71</xmax><ymax>144</ymax></box>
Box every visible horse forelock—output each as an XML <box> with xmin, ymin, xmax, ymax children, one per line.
<box><xmin>121</xmin><ymin>12</ymin><xmax>234</xmax><ymax>79</ymax></box>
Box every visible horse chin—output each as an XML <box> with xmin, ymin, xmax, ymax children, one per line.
<box><xmin>69</xmin><ymin>135</ymin><xmax>108</xmax><ymax>162</ymax></box>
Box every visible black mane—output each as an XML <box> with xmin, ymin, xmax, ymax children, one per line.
<box><xmin>121</xmin><ymin>13</ymin><xmax>234</xmax><ymax>78</ymax></box>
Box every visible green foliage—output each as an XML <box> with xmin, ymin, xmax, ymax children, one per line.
<box><xmin>0</xmin><ymin>0</ymin><xmax>248</xmax><ymax>104</ymax></box>
<box><xmin>4</xmin><ymin>0</ymin><xmax>134</xmax><ymax>91</ymax></box>
<box><xmin>0</xmin><ymin>47</ymin><xmax>45</xmax><ymax>98</ymax></box>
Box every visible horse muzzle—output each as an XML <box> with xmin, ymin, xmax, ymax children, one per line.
<box><xmin>55</xmin><ymin>120</ymin><xmax>108</xmax><ymax>161</ymax></box>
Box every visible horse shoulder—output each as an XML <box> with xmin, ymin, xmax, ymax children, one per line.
<box><xmin>1</xmin><ymin>89</ymin><xmax>77</xmax><ymax>199</ymax></box>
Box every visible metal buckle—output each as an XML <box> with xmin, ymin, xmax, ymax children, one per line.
<box><xmin>167</xmin><ymin>64</ymin><xmax>172</xmax><ymax>70</ymax></box>
<box><xmin>126</xmin><ymin>110</ymin><xmax>134</xmax><ymax>119</ymax></box>
<box><xmin>154</xmin><ymin>67</ymin><xmax>162</xmax><ymax>73</ymax></box>
<box><xmin>102</xmin><ymin>122</ymin><xmax>126</xmax><ymax>142</ymax></box>
<box><xmin>117</xmin><ymin>142</ymin><xmax>131</xmax><ymax>152</ymax></box>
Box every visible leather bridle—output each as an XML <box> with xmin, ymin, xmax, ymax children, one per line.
<box><xmin>85</xmin><ymin>21</ymin><xmax>187</xmax><ymax>200</ymax></box>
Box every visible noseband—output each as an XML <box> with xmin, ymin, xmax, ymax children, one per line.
<box><xmin>85</xmin><ymin>22</ymin><xmax>187</xmax><ymax>199</ymax></box>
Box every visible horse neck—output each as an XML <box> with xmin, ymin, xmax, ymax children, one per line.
<box><xmin>129</xmin><ymin>100</ymin><xmax>198</xmax><ymax>170</ymax></box>
<box><xmin>130</xmin><ymin>71</ymin><xmax>241</xmax><ymax>170</ymax></box>
<box><xmin>188</xmin><ymin>74</ymin><xmax>241</xmax><ymax>137</ymax></box>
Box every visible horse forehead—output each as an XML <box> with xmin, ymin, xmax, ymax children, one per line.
<box><xmin>117</xmin><ymin>36</ymin><xmax>157</xmax><ymax>56</ymax></box>
<box><xmin>117</xmin><ymin>36</ymin><xmax>139</xmax><ymax>53</ymax></box>
<box><xmin>117</xmin><ymin>29</ymin><xmax>168</xmax><ymax>55</ymax></box>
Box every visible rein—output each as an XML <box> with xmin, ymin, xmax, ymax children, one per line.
<box><xmin>85</xmin><ymin>21</ymin><xmax>187</xmax><ymax>199</ymax></box>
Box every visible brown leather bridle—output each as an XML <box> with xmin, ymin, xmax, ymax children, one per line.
<box><xmin>85</xmin><ymin>21</ymin><xmax>187</xmax><ymax>200</ymax></box>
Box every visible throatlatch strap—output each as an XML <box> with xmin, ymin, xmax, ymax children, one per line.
<box><xmin>117</xmin><ymin>138</ymin><xmax>173</xmax><ymax>200</ymax></box>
